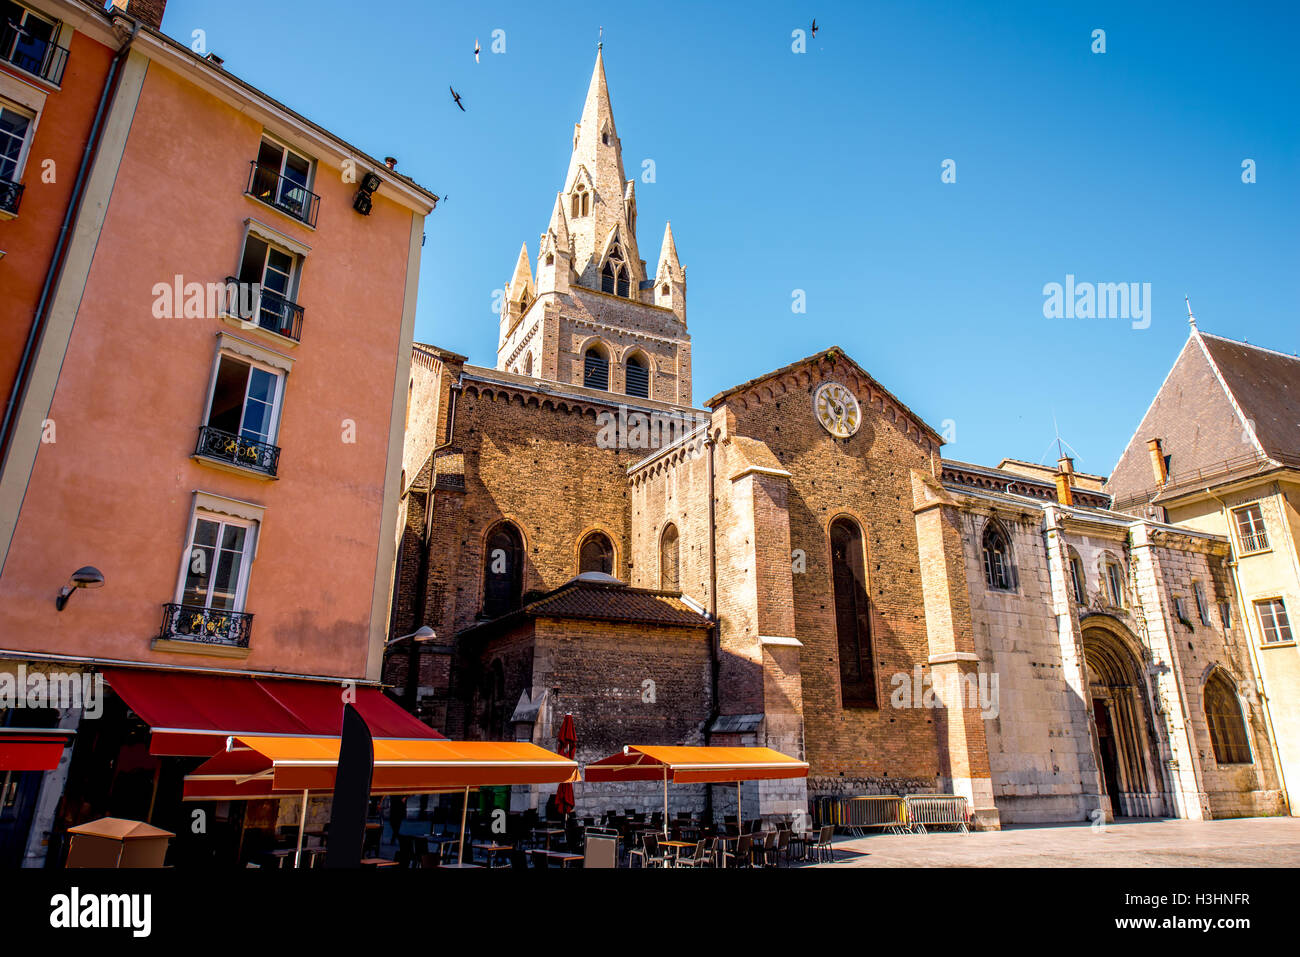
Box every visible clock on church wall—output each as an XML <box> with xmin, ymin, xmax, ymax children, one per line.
<box><xmin>813</xmin><ymin>381</ymin><xmax>862</xmax><ymax>438</ymax></box>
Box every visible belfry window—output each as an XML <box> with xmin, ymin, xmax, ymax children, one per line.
<box><xmin>660</xmin><ymin>524</ymin><xmax>680</xmax><ymax>591</ymax></box>
<box><xmin>482</xmin><ymin>522</ymin><xmax>524</xmax><ymax>618</ymax></box>
<box><xmin>601</xmin><ymin>246</ymin><xmax>631</xmax><ymax>298</ymax></box>
<box><xmin>625</xmin><ymin>354</ymin><xmax>649</xmax><ymax>399</ymax></box>
<box><xmin>583</xmin><ymin>344</ymin><xmax>609</xmax><ymax>390</ymax></box>
<box><xmin>578</xmin><ymin>531</ymin><xmax>614</xmax><ymax>575</ymax></box>
<box><xmin>571</xmin><ymin>184</ymin><xmax>589</xmax><ymax>218</ymax></box>
<box><xmin>1204</xmin><ymin>672</ymin><xmax>1252</xmax><ymax>764</ymax></box>
<box><xmin>830</xmin><ymin>517</ymin><xmax>876</xmax><ymax>708</ymax></box>
<box><xmin>982</xmin><ymin>522</ymin><xmax>1014</xmax><ymax>591</ymax></box>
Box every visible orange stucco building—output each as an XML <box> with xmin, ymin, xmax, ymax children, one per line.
<box><xmin>0</xmin><ymin>1</ymin><xmax>438</xmax><ymax>866</ymax></box>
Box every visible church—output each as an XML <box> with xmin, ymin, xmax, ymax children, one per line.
<box><xmin>386</xmin><ymin>50</ymin><xmax>1287</xmax><ymax>827</ymax></box>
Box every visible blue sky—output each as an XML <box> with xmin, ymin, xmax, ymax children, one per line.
<box><xmin>161</xmin><ymin>0</ymin><xmax>1298</xmax><ymax>476</ymax></box>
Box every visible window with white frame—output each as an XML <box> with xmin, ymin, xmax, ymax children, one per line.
<box><xmin>1255</xmin><ymin>598</ymin><xmax>1293</xmax><ymax>645</ymax></box>
<box><xmin>1232</xmin><ymin>503</ymin><xmax>1269</xmax><ymax>554</ymax></box>
<box><xmin>0</xmin><ymin>2</ymin><xmax>64</xmax><ymax>83</ymax></box>
<box><xmin>249</xmin><ymin>136</ymin><xmax>317</xmax><ymax>225</ymax></box>
<box><xmin>196</xmin><ymin>352</ymin><xmax>286</xmax><ymax>475</ymax></box>
<box><xmin>178</xmin><ymin>512</ymin><xmax>255</xmax><ymax>614</ymax></box>
<box><xmin>235</xmin><ymin>233</ymin><xmax>303</xmax><ymax>339</ymax></box>
<box><xmin>0</xmin><ymin>101</ymin><xmax>32</xmax><ymax>180</ymax></box>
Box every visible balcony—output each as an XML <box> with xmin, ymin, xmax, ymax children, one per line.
<box><xmin>222</xmin><ymin>276</ymin><xmax>304</xmax><ymax>342</ymax></box>
<box><xmin>246</xmin><ymin>161</ymin><xmax>319</xmax><ymax>227</ymax></box>
<box><xmin>159</xmin><ymin>602</ymin><xmax>253</xmax><ymax>649</ymax></box>
<box><xmin>0</xmin><ymin>20</ymin><xmax>69</xmax><ymax>85</ymax></box>
<box><xmin>195</xmin><ymin>425</ymin><xmax>281</xmax><ymax>477</ymax></box>
<box><xmin>0</xmin><ymin>178</ymin><xmax>21</xmax><ymax>215</ymax></box>
<box><xmin>1239</xmin><ymin>531</ymin><xmax>1269</xmax><ymax>554</ymax></box>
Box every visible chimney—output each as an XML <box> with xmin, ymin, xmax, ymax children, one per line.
<box><xmin>1147</xmin><ymin>438</ymin><xmax>1168</xmax><ymax>487</ymax></box>
<box><xmin>109</xmin><ymin>0</ymin><xmax>167</xmax><ymax>30</ymax></box>
<box><xmin>1054</xmin><ymin>455</ymin><xmax>1075</xmax><ymax>507</ymax></box>
<box><xmin>384</xmin><ymin>157</ymin><xmax>398</xmax><ymax>171</ymax></box>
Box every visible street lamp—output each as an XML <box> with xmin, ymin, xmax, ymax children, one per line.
<box><xmin>384</xmin><ymin>626</ymin><xmax>436</xmax><ymax>712</ymax></box>
<box><xmin>55</xmin><ymin>566</ymin><xmax>104</xmax><ymax>610</ymax></box>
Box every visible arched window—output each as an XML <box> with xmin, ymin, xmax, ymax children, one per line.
<box><xmin>516</xmin><ymin>290</ymin><xmax>531</xmax><ymax>316</ymax></box>
<box><xmin>831</xmin><ymin>517</ymin><xmax>876</xmax><ymax>707</ymax></box>
<box><xmin>982</xmin><ymin>522</ymin><xmax>1014</xmax><ymax>591</ymax></box>
<box><xmin>578</xmin><ymin>531</ymin><xmax>614</xmax><ymax>575</ymax></box>
<box><xmin>601</xmin><ymin>247</ymin><xmax>631</xmax><ymax>298</ymax></box>
<box><xmin>523</xmin><ymin>353</ymin><xmax>533</xmax><ymax>377</ymax></box>
<box><xmin>571</xmin><ymin>184</ymin><xmax>589</xmax><ymax>218</ymax></box>
<box><xmin>1205</xmin><ymin>672</ymin><xmax>1252</xmax><ymax>764</ymax></box>
<box><xmin>625</xmin><ymin>353</ymin><xmax>649</xmax><ymax>399</ymax></box>
<box><xmin>1068</xmin><ymin>548</ymin><xmax>1087</xmax><ymax>604</ymax></box>
<box><xmin>482</xmin><ymin>522</ymin><xmax>524</xmax><ymax>618</ymax></box>
<box><xmin>583</xmin><ymin>344</ymin><xmax>609</xmax><ymax>390</ymax></box>
<box><xmin>660</xmin><ymin>524</ymin><xmax>680</xmax><ymax>591</ymax></box>
<box><xmin>545</xmin><ymin>253</ymin><xmax>554</xmax><ymax>266</ymax></box>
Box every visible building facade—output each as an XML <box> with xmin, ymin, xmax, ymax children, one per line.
<box><xmin>1107</xmin><ymin>321</ymin><xmax>1300</xmax><ymax>815</ymax></box>
<box><xmin>0</xmin><ymin>0</ymin><xmax>438</xmax><ymax>866</ymax></box>
<box><xmin>389</xmin><ymin>50</ymin><xmax>1287</xmax><ymax>826</ymax></box>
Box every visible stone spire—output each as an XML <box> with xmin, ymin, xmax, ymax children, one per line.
<box><xmin>537</xmin><ymin>194</ymin><xmax>572</xmax><ymax>296</ymax></box>
<box><xmin>560</xmin><ymin>49</ymin><xmax>641</xmax><ymax>291</ymax></box>
<box><xmin>653</xmin><ymin>221</ymin><xmax>686</xmax><ymax>323</ymax></box>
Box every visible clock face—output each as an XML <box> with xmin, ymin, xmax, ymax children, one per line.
<box><xmin>813</xmin><ymin>381</ymin><xmax>861</xmax><ymax>438</ymax></box>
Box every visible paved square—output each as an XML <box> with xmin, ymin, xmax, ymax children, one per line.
<box><xmin>812</xmin><ymin>817</ymin><xmax>1300</xmax><ymax>867</ymax></box>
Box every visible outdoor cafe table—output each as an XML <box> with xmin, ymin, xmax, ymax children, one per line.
<box><xmin>659</xmin><ymin>839</ymin><xmax>694</xmax><ymax>865</ymax></box>
<box><xmin>532</xmin><ymin>827</ymin><xmax>565</xmax><ymax>849</ymax></box>
<box><xmin>473</xmin><ymin>842</ymin><xmax>511</xmax><ymax>867</ymax></box>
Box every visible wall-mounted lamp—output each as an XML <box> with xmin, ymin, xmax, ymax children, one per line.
<box><xmin>56</xmin><ymin>566</ymin><xmax>104</xmax><ymax>610</ymax></box>
<box><xmin>384</xmin><ymin>625</ymin><xmax>435</xmax><ymax>649</ymax></box>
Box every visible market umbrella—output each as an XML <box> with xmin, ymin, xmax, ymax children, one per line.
<box><xmin>554</xmin><ymin>713</ymin><xmax>577</xmax><ymax>819</ymax></box>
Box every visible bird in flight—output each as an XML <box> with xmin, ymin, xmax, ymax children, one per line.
<box><xmin>474</xmin><ymin>38</ymin><xmax>480</xmax><ymax>63</ymax></box>
<box><xmin>450</xmin><ymin>86</ymin><xmax>465</xmax><ymax>111</ymax></box>
<box><xmin>810</xmin><ymin>18</ymin><xmax>818</xmax><ymax>37</ymax></box>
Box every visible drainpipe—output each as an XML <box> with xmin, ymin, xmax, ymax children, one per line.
<box><xmin>0</xmin><ymin>22</ymin><xmax>139</xmax><ymax>468</ymax></box>
<box><xmin>703</xmin><ymin>428</ymin><xmax>721</xmax><ymax>822</ymax></box>
<box><xmin>1205</xmin><ymin>485</ymin><xmax>1290</xmax><ymax>810</ymax></box>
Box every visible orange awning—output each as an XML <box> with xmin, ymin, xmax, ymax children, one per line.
<box><xmin>583</xmin><ymin>745</ymin><xmax>808</xmax><ymax>784</ymax></box>
<box><xmin>183</xmin><ymin>736</ymin><xmax>580</xmax><ymax>800</ymax></box>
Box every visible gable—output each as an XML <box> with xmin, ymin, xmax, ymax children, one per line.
<box><xmin>1106</xmin><ymin>336</ymin><xmax>1251</xmax><ymax>505</ymax></box>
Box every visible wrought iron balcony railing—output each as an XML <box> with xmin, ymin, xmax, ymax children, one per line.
<box><xmin>195</xmin><ymin>425</ymin><xmax>281</xmax><ymax>476</ymax></box>
<box><xmin>222</xmin><ymin>276</ymin><xmax>304</xmax><ymax>342</ymax></box>
<box><xmin>0</xmin><ymin>178</ymin><xmax>21</xmax><ymax>215</ymax></box>
<box><xmin>0</xmin><ymin>20</ymin><xmax>69</xmax><ymax>85</ymax></box>
<box><xmin>246</xmin><ymin>161</ymin><xmax>319</xmax><ymax>227</ymax></box>
<box><xmin>159</xmin><ymin>602</ymin><xmax>253</xmax><ymax>648</ymax></box>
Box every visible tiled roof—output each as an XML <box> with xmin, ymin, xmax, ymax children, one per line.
<box><xmin>524</xmin><ymin>580</ymin><xmax>711</xmax><ymax>627</ymax></box>
<box><xmin>457</xmin><ymin>576</ymin><xmax>712</xmax><ymax>641</ymax></box>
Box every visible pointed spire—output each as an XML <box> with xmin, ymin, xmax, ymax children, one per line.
<box><xmin>547</xmin><ymin>193</ymin><xmax>570</xmax><ymax>248</ymax></box>
<box><xmin>564</xmin><ymin>48</ymin><xmax>624</xmax><ymax>193</ymax></box>
<box><xmin>656</xmin><ymin>221</ymin><xmax>682</xmax><ymax>281</ymax></box>
<box><xmin>508</xmin><ymin>242</ymin><xmax>534</xmax><ymax>298</ymax></box>
<box><xmin>1186</xmin><ymin>295</ymin><xmax>1198</xmax><ymax>331</ymax></box>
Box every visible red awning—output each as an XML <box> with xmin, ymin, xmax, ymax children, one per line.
<box><xmin>0</xmin><ymin>728</ymin><xmax>75</xmax><ymax>771</ymax></box>
<box><xmin>103</xmin><ymin>668</ymin><xmax>443</xmax><ymax>756</ymax></box>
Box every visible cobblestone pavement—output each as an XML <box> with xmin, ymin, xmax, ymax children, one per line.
<box><xmin>810</xmin><ymin>816</ymin><xmax>1300</xmax><ymax>867</ymax></box>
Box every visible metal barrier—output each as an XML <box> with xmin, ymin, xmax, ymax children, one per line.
<box><xmin>846</xmin><ymin>796</ymin><xmax>910</xmax><ymax>836</ymax></box>
<box><xmin>813</xmin><ymin>793</ymin><xmax>971</xmax><ymax>836</ymax></box>
<box><xmin>903</xmin><ymin>794</ymin><xmax>970</xmax><ymax>834</ymax></box>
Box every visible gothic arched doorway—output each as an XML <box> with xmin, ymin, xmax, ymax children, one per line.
<box><xmin>1082</xmin><ymin>624</ymin><xmax>1167</xmax><ymax>818</ymax></box>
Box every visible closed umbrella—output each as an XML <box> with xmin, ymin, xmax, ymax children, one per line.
<box><xmin>555</xmin><ymin>713</ymin><xmax>577</xmax><ymax>819</ymax></box>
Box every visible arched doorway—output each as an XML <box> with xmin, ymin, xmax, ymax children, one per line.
<box><xmin>1082</xmin><ymin>623</ymin><xmax>1167</xmax><ymax>818</ymax></box>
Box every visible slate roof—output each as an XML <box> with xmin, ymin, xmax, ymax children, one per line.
<box><xmin>1106</xmin><ymin>330</ymin><xmax>1300</xmax><ymax>509</ymax></box>
<box><xmin>1199</xmin><ymin>333</ymin><xmax>1300</xmax><ymax>463</ymax></box>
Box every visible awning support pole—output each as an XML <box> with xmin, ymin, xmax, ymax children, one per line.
<box><xmin>294</xmin><ymin>789</ymin><xmax>308</xmax><ymax>869</ymax></box>
<box><xmin>458</xmin><ymin>785</ymin><xmax>469</xmax><ymax>865</ymax></box>
<box><xmin>662</xmin><ymin>767</ymin><xmax>669</xmax><ymax>837</ymax></box>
